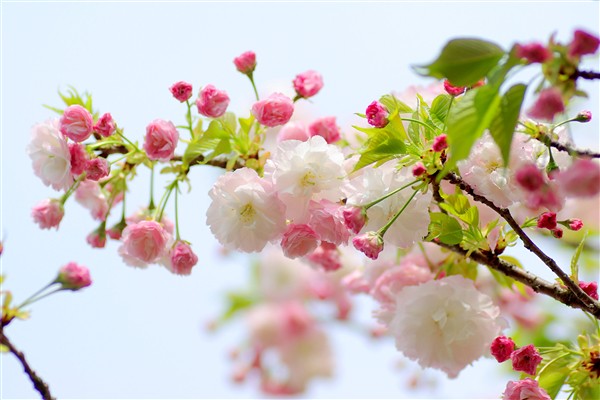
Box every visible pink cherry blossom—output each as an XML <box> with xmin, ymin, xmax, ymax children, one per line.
<box><xmin>85</xmin><ymin>157</ymin><xmax>110</xmax><ymax>181</ymax></box>
<box><xmin>579</xmin><ymin>281</ymin><xmax>599</xmax><ymax>300</ymax></box>
<box><xmin>432</xmin><ymin>134</ymin><xmax>448</xmax><ymax>152</ymax></box>
<box><xmin>59</xmin><ymin>105</ymin><xmax>94</xmax><ymax>142</ymax></box>
<box><xmin>510</xmin><ymin>344</ymin><xmax>542</xmax><ymax>375</ymax></box>
<box><xmin>277</xmin><ymin>122</ymin><xmax>310</xmax><ymax>142</ymax></box>
<box><xmin>119</xmin><ymin>220</ymin><xmax>170</xmax><ymax>267</ymax></box>
<box><xmin>515</xmin><ymin>163</ymin><xmax>545</xmax><ymax>191</ymax></box>
<box><xmin>196</xmin><ymin>84</ymin><xmax>230</xmax><ymax>118</ymax></box>
<box><xmin>93</xmin><ymin>113</ymin><xmax>116</xmax><ymax>137</ymax></box>
<box><xmin>126</xmin><ymin>207</ymin><xmax>175</xmax><ymax>235</ymax></box>
<box><xmin>443</xmin><ymin>80</ymin><xmax>466</xmax><ymax>96</ymax></box>
<box><xmin>56</xmin><ymin>262</ymin><xmax>92</xmax><ymax>290</ymax></box>
<box><xmin>69</xmin><ymin>142</ymin><xmax>88</xmax><ymax>176</ymax></box>
<box><xmin>556</xmin><ymin>158</ymin><xmax>600</xmax><ymax>197</ymax></box>
<box><xmin>412</xmin><ymin>163</ymin><xmax>427</xmax><ymax>177</ymax></box>
<box><xmin>281</xmin><ymin>224</ymin><xmax>320</xmax><ymax>259</ymax></box>
<box><xmin>516</xmin><ymin>42</ymin><xmax>552</xmax><ymax>63</ymax></box>
<box><xmin>537</xmin><ymin>212</ymin><xmax>557</xmax><ymax>229</ymax></box>
<box><xmin>365</xmin><ymin>101</ymin><xmax>389</xmax><ymax>128</ymax></box>
<box><xmin>251</xmin><ymin>93</ymin><xmax>294</xmax><ymax>127</ymax></box>
<box><xmin>293</xmin><ymin>70</ymin><xmax>323</xmax><ymax>99</ymax></box>
<box><xmin>233</xmin><ymin>51</ymin><xmax>256</xmax><ymax>74</ymax></box>
<box><xmin>352</xmin><ymin>232</ymin><xmax>384</xmax><ymax>260</ymax></box>
<box><xmin>143</xmin><ymin>119</ymin><xmax>179</xmax><ymax>162</ymax></box>
<box><xmin>307</xmin><ymin>200</ymin><xmax>350</xmax><ymax>246</ymax></box>
<box><xmin>502</xmin><ymin>379</ymin><xmax>551</xmax><ymax>400</ymax></box>
<box><xmin>28</xmin><ymin>119</ymin><xmax>73</xmax><ymax>191</ymax></box>
<box><xmin>342</xmin><ymin>206</ymin><xmax>366</xmax><ymax>234</ymax></box>
<box><xmin>169</xmin><ymin>81</ymin><xmax>193</xmax><ymax>103</ymax></box>
<box><xmin>568</xmin><ymin>29</ymin><xmax>600</xmax><ymax>58</ymax></box>
<box><xmin>165</xmin><ymin>241</ymin><xmax>197</xmax><ymax>275</ymax></box>
<box><xmin>75</xmin><ymin>180</ymin><xmax>109</xmax><ymax>221</ymax></box>
<box><xmin>371</xmin><ymin>256</ymin><xmax>434</xmax><ymax>307</ymax></box>
<box><xmin>306</xmin><ymin>242</ymin><xmax>342</xmax><ymax>272</ymax></box>
<box><xmin>308</xmin><ymin>116</ymin><xmax>341</xmax><ymax>144</ymax></box>
<box><xmin>490</xmin><ymin>335</ymin><xmax>515</xmax><ymax>363</ymax></box>
<box><xmin>568</xmin><ymin>218</ymin><xmax>583</xmax><ymax>231</ymax></box>
<box><xmin>31</xmin><ymin>199</ymin><xmax>64</xmax><ymax>230</ymax></box>
<box><xmin>527</xmin><ymin>88</ymin><xmax>565</xmax><ymax>121</ymax></box>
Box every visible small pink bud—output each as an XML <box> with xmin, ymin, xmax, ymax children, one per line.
<box><xmin>307</xmin><ymin>242</ymin><xmax>342</xmax><ymax>272</ymax></box>
<box><xmin>537</xmin><ymin>212</ymin><xmax>557</xmax><ymax>229</ymax></box>
<box><xmin>365</xmin><ymin>101</ymin><xmax>389</xmax><ymax>128</ymax></box>
<box><xmin>471</xmin><ymin>79</ymin><xmax>486</xmax><ymax>88</ymax></box>
<box><xmin>443</xmin><ymin>80</ymin><xmax>466</xmax><ymax>96</ymax></box>
<box><xmin>502</xmin><ymin>379</ymin><xmax>551</xmax><ymax>400</ymax></box>
<box><xmin>579</xmin><ymin>281</ymin><xmax>599</xmax><ymax>300</ymax></box>
<box><xmin>107</xmin><ymin>220</ymin><xmax>127</xmax><ymax>240</ymax></box>
<box><xmin>342</xmin><ymin>206</ymin><xmax>366</xmax><ymax>234</ymax></box>
<box><xmin>412</xmin><ymin>163</ymin><xmax>427</xmax><ymax>177</ymax></box>
<box><xmin>233</xmin><ymin>51</ymin><xmax>256</xmax><ymax>75</ymax></box>
<box><xmin>568</xmin><ymin>219</ymin><xmax>583</xmax><ymax>231</ymax></box>
<box><xmin>515</xmin><ymin>164</ymin><xmax>545</xmax><ymax>191</ymax></box>
<box><xmin>490</xmin><ymin>336</ymin><xmax>515</xmax><ymax>363</ymax></box>
<box><xmin>143</xmin><ymin>119</ymin><xmax>179</xmax><ymax>162</ymax></box>
<box><xmin>432</xmin><ymin>134</ymin><xmax>448</xmax><ymax>152</ymax></box>
<box><xmin>352</xmin><ymin>231</ymin><xmax>384</xmax><ymax>260</ymax></box>
<box><xmin>293</xmin><ymin>70</ymin><xmax>324</xmax><ymax>99</ymax></box>
<box><xmin>69</xmin><ymin>142</ymin><xmax>89</xmax><ymax>176</ymax></box>
<box><xmin>280</xmin><ymin>224</ymin><xmax>320</xmax><ymax>259</ymax></box>
<box><xmin>86</xmin><ymin>228</ymin><xmax>107</xmax><ymax>248</ymax></box>
<box><xmin>510</xmin><ymin>344</ymin><xmax>543</xmax><ymax>375</ymax></box>
<box><xmin>575</xmin><ymin>110</ymin><xmax>592</xmax><ymax>123</ymax></box>
<box><xmin>527</xmin><ymin>88</ymin><xmax>565</xmax><ymax>121</ymax></box>
<box><xmin>169</xmin><ymin>81</ymin><xmax>193</xmax><ymax>103</ymax></box>
<box><xmin>93</xmin><ymin>113</ymin><xmax>116</xmax><ymax>137</ymax></box>
<box><xmin>251</xmin><ymin>93</ymin><xmax>294</xmax><ymax>127</ymax></box>
<box><xmin>196</xmin><ymin>84</ymin><xmax>230</xmax><ymax>118</ymax></box>
<box><xmin>32</xmin><ymin>199</ymin><xmax>64</xmax><ymax>230</ymax></box>
<box><xmin>85</xmin><ymin>157</ymin><xmax>110</xmax><ymax>181</ymax></box>
<box><xmin>551</xmin><ymin>227</ymin><xmax>563</xmax><ymax>238</ymax></box>
<box><xmin>568</xmin><ymin>29</ymin><xmax>600</xmax><ymax>58</ymax></box>
<box><xmin>308</xmin><ymin>116</ymin><xmax>341</xmax><ymax>144</ymax></box>
<box><xmin>56</xmin><ymin>262</ymin><xmax>92</xmax><ymax>290</ymax></box>
<box><xmin>167</xmin><ymin>241</ymin><xmax>198</xmax><ymax>276</ymax></box>
<box><xmin>515</xmin><ymin>42</ymin><xmax>552</xmax><ymax>64</ymax></box>
<box><xmin>60</xmin><ymin>105</ymin><xmax>94</xmax><ymax>142</ymax></box>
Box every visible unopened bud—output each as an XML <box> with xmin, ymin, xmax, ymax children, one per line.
<box><xmin>574</xmin><ymin>110</ymin><xmax>592</xmax><ymax>123</ymax></box>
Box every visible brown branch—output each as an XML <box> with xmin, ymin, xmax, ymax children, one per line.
<box><xmin>534</xmin><ymin>132</ymin><xmax>600</xmax><ymax>159</ymax></box>
<box><xmin>0</xmin><ymin>329</ymin><xmax>55</xmax><ymax>400</ymax></box>
<box><xmin>573</xmin><ymin>69</ymin><xmax>600</xmax><ymax>80</ymax></box>
<box><xmin>435</xmin><ymin>242</ymin><xmax>600</xmax><ymax>317</ymax></box>
<box><xmin>443</xmin><ymin>172</ymin><xmax>600</xmax><ymax>317</ymax></box>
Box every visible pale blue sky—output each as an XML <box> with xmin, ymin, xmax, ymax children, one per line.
<box><xmin>1</xmin><ymin>1</ymin><xmax>598</xmax><ymax>398</ymax></box>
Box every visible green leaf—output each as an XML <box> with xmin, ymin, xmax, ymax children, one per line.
<box><xmin>353</xmin><ymin>127</ymin><xmax>407</xmax><ymax>171</ymax></box>
<box><xmin>537</xmin><ymin>353</ymin><xmax>571</xmax><ymax>399</ymax></box>
<box><xmin>238</xmin><ymin>115</ymin><xmax>254</xmax><ymax>135</ymax></box>
<box><xmin>427</xmin><ymin>213</ymin><xmax>463</xmax><ymax>245</ymax></box>
<box><xmin>414</xmin><ymin>38</ymin><xmax>505</xmax><ymax>86</ymax></box>
<box><xmin>570</xmin><ymin>231</ymin><xmax>588</xmax><ymax>283</ymax></box>
<box><xmin>489</xmin><ymin>84</ymin><xmax>526</xmax><ymax>166</ymax></box>
<box><xmin>428</xmin><ymin>94</ymin><xmax>452</xmax><ymax>129</ymax></box>
<box><xmin>379</xmin><ymin>94</ymin><xmax>413</xmax><ymax>114</ymax></box>
<box><xmin>445</xmin><ymin>85</ymin><xmax>501</xmax><ymax>171</ymax></box>
<box><xmin>182</xmin><ymin>120</ymin><xmax>230</xmax><ymax>169</ymax></box>
<box><xmin>218</xmin><ymin>112</ymin><xmax>237</xmax><ymax>134</ymax></box>
<box><xmin>220</xmin><ymin>292</ymin><xmax>255</xmax><ymax>323</ymax></box>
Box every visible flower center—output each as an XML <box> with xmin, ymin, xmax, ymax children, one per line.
<box><xmin>239</xmin><ymin>203</ymin><xmax>256</xmax><ymax>224</ymax></box>
<box><xmin>301</xmin><ymin>171</ymin><xmax>317</xmax><ymax>187</ymax></box>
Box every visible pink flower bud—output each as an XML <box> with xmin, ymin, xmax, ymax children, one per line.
<box><xmin>196</xmin><ymin>84</ymin><xmax>230</xmax><ymax>118</ymax></box>
<box><xmin>167</xmin><ymin>241</ymin><xmax>198</xmax><ymax>276</ymax></box>
<box><xmin>515</xmin><ymin>42</ymin><xmax>552</xmax><ymax>64</ymax></box>
<box><xmin>556</xmin><ymin>158</ymin><xmax>600</xmax><ymax>197</ymax></box>
<box><xmin>307</xmin><ymin>242</ymin><xmax>342</xmax><ymax>272</ymax></box>
<box><xmin>365</xmin><ymin>101</ymin><xmax>389</xmax><ymax>128</ymax></box>
<box><xmin>443</xmin><ymin>80</ymin><xmax>466</xmax><ymax>96</ymax></box>
<box><xmin>575</xmin><ymin>110</ymin><xmax>592</xmax><ymax>123</ymax></box>
<box><xmin>490</xmin><ymin>336</ymin><xmax>515</xmax><ymax>363</ymax></box>
<box><xmin>536</xmin><ymin>212</ymin><xmax>557</xmax><ymax>229</ymax></box>
<box><xmin>85</xmin><ymin>157</ymin><xmax>110</xmax><ymax>181</ymax></box>
<box><xmin>233</xmin><ymin>51</ymin><xmax>256</xmax><ymax>74</ymax></box>
<box><xmin>120</xmin><ymin>220</ymin><xmax>170</xmax><ymax>265</ymax></box>
<box><xmin>56</xmin><ymin>262</ymin><xmax>92</xmax><ymax>290</ymax></box>
<box><xmin>568</xmin><ymin>218</ymin><xmax>583</xmax><ymax>231</ymax></box>
<box><xmin>352</xmin><ymin>231</ymin><xmax>384</xmax><ymax>260</ymax></box>
<box><xmin>280</xmin><ymin>224</ymin><xmax>320</xmax><ymax>259</ymax></box>
<box><xmin>31</xmin><ymin>199</ymin><xmax>64</xmax><ymax>230</ymax></box>
<box><xmin>60</xmin><ymin>105</ymin><xmax>94</xmax><ymax>142</ymax></box>
<box><xmin>107</xmin><ymin>220</ymin><xmax>127</xmax><ymax>240</ymax></box>
<box><xmin>551</xmin><ymin>227</ymin><xmax>563</xmax><ymax>238</ymax></box>
<box><xmin>471</xmin><ymin>79</ymin><xmax>486</xmax><ymax>88</ymax></box>
<box><xmin>510</xmin><ymin>344</ymin><xmax>543</xmax><ymax>375</ymax></box>
<box><xmin>527</xmin><ymin>88</ymin><xmax>565</xmax><ymax>121</ymax></box>
<box><xmin>308</xmin><ymin>116</ymin><xmax>341</xmax><ymax>144</ymax></box>
<box><xmin>86</xmin><ymin>228</ymin><xmax>106</xmax><ymax>248</ymax></box>
<box><xmin>277</xmin><ymin>122</ymin><xmax>310</xmax><ymax>142</ymax></box>
<box><xmin>515</xmin><ymin>164</ymin><xmax>545</xmax><ymax>191</ymax></box>
<box><xmin>412</xmin><ymin>163</ymin><xmax>427</xmax><ymax>177</ymax></box>
<box><xmin>293</xmin><ymin>70</ymin><xmax>324</xmax><ymax>99</ymax></box>
<box><xmin>432</xmin><ymin>134</ymin><xmax>448</xmax><ymax>152</ymax></box>
<box><xmin>169</xmin><ymin>81</ymin><xmax>193</xmax><ymax>103</ymax></box>
<box><xmin>502</xmin><ymin>379</ymin><xmax>551</xmax><ymax>400</ymax></box>
<box><xmin>93</xmin><ymin>113</ymin><xmax>116</xmax><ymax>137</ymax></box>
<box><xmin>579</xmin><ymin>281</ymin><xmax>598</xmax><ymax>300</ymax></box>
<box><xmin>251</xmin><ymin>93</ymin><xmax>294</xmax><ymax>127</ymax></box>
<box><xmin>568</xmin><ymin>29</ymin><xmax>600</xmax><ymax>58</ymax></box>
<box><xmin>342</xmin><ymin>206</ymin><xmax>366</xmax><ymax>234</ymax></box>
<box><xmin>69</xmin><ymin>142</ymin><xmax>89</xmax><ymax>176</ymax></box>
<box><xmin>143</xmin><ymin>119</ymin><xmax>179</xmax><ymax>162</ymax></box>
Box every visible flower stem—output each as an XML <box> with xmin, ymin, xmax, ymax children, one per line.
<box><xmin>361</xmin><ymin>179</ymin><xmax>421</xmax><ymax>210</ymax></box>
<box><xmin>155</xmin><ymin>180</ymin><xmax>178</xmax><ymax>222</ymax></box>
<box><xmin>174</xmin><ymin>182</ymin><xmax>181</xmax><ymax>241</ymax></box>
<box><xmin>377</xmin><ymin>188</ymin><xmax>420</xmax><ymax>237</ymax></box>
<box><xmin>248</xmin><ymin>73</ymin><xmax>260</xmax><ymax>101</ymax></box>
<box><xmin>60</xmin><ymin>173</ymin><xmax>87</xmax><ymax>206</ymax></box>
<box><xmin>16</xmin><ymin>282</ymin><xmax>57</xmax><ymax>309</ymax></box>
<box><xmin>148</xmin><ymin>163</ymin><xmax>155</xmax><ymax>211</ymax></box>
<box><xmin>185</xmin><ymin>100</ymin><xmax>194</xmax><ymax>137</ymax></box>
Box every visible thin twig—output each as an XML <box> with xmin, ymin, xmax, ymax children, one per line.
<box><xmin>534</xmin><ymin>132</ymin><xmax>600</xmax><ymax>159</ymax></box>
<box><xmin>0</xmin><ymin>329</ymin><xmax>55</xmax><ymax>400</ymax></box>
<box><xmin>573</xmin><ymin>69</ymin><xmax>600</xmax><ymax>80</ymax></box>
<box><xmin>443</xmin><ymin>172</ymin><xmax>600</xmax><ymax>317</ymax></box>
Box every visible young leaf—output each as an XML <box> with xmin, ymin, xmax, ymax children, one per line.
<box><xmin>570</xmin><ymin>231</ymin><xmax>588</xmax><ymax>283</ymax></box>
<box><xmin>429</xmin><ymin>94</ymin><xmax>453</xmax><ymax>129</ymax></box>
<box><xmin>414</xmin><ymin>38</ymin><xmax>505</xmax><ymax>86</ymax></box>
<box><xmin>489</xmin><ymin>84</ymin><xmax>526</xmax><ymax>166</ymax></box>
<box><xmin>427</xmin><ymin>213</ymin><xmax>463</xmax><ymax>245</ymax></box>
<box><xmin>379</xmin><ymin>94</ymin><xmax>413</xmax><ymax>114</ymax></box>
<box><xmin>352</xmin><ymin>127</ymin><xmax>407</xmax><ymax>171</ymax></box>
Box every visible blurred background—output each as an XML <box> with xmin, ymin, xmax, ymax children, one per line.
<box><xmin>1</xmin><ymin>1</ymin><xmax>598</xmax><ymax>398</ymax></box>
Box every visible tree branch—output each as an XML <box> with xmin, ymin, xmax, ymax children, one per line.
<box><xmin>435</xmin><ymin>241</ymin><xmax>600</xmax><ymax>317</ymax></box>
<box><xmin>573</xmin><ymin>69</ymin><xmax>600</xmax><ymax>80</ymax></box>
<box><xmin>442</xmin><ymin>172</ymin><xmax>600</xmax><ymax>317</ymax></box>
<box><xmin>534</xmin><ymin>132</ymin><xmax>600</xmax><ymax>159</ymax></box>
<box><xmin>0</xmin><ymin>329</ymin><xmax>55</xmax><ymax>400</ymax></box>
